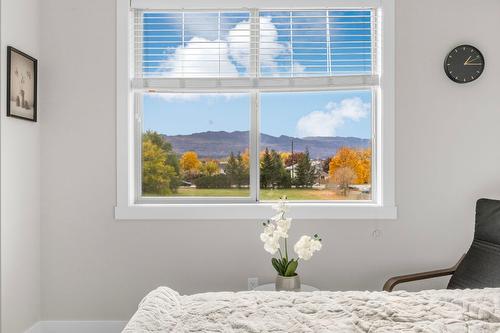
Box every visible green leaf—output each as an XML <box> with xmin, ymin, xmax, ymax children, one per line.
<box><xmin>284</xmin><ymin>259</ymin><xmax>298</xmax><ymax>277</ymax></box>
<box><xmin>282</xmin><ymin>257</ymin><xmax>288</xmax><ymax>268</ymax></box>
<box><xmin>283</xmin><ymin>258</ymin><xmax>293</xmax><ymax>273</ymax></box>
<box><xmin>272</xmin><ymin>258</ymin><xmax>283</xmax><ymax>275</ymax></box>
<box><xmin>283</xmin><ymin>258</ymin><xmax>291</xmax><ymax>275</ymax></box>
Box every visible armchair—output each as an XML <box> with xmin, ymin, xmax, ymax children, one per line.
<box><xmin>384</xmin><ymin>198</ymin><xmax>500</xmax><ymax>292</ymax></box>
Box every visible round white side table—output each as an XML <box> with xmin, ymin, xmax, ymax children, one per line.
<box><xmin>253</xmin><ymin>283</ymin><xmax>319</xmax><ymax>292</ymax></box>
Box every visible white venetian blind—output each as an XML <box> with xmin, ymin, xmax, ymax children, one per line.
<box><xmin>134</xmin><ymin>10</ymin><xmax>254</xmax><ymax>78</ymax></box>
<box><xmin>133</xmin><ymin>9</ymin><xmax>376</xmax><ymax>79</ymax></box>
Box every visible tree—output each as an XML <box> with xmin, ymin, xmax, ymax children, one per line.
<box><xmin>280</xmin><ymin>152</ymin><xmax>291</xmax><ymax>164</ymax></box>
<box><xmin>329</xmin><ymin>147</ymin><xmax>371</xmax><ymax>184</ymax></box>
<box><xmin>143</xmin><ymin>130</ymin><xmax>180</xmax><ymax>174</ymax></box>
<box><xmin>143</xmin><ymin>130</ymin><xmax>172</xmax><ymax>152</ymax></box>
<box><xmin>294</xmin><ymin>149</ymin><xmax>316</xmax><ymax>187</ymax></box>
<box><xmin>279</xmin><ymin>170</ymin><xmax>292</xmax><ymax>189</ymax></box>
<box><xmin>260</xmin><ymin>148</ymin><xmax>274</xmax><ymax>188</ymax></box>
<box><xmin>322</xmin><ymin>157</ymin><xmax>332</xmax><ymax>173</ymax></box>
<box><xmin>225</xmin><ymin>152</ymin><xmax>248</xmax><ymax>188</ymax></box>
<box><xmin>260</xmin><ymin>148</ymin><xmax>288</xmax><ymax>188</ymax></box>
<box><xmin>237</xmin><ymin>152</ymin><xmax>250</xmax><ymax>187</ymax></box>
<box><xmin>270</xmin><ymin>150</ymin><xmax>285</xmax><ymax>187</ymax></box>
<box><xmin>225</xmin><ymin>152</ymin><xmax>238</xmax><ymax>187</ymax></box>
<box><xmin>284</xmin><ymin>152</ymin><xmax>305</xmax><ymax>167</ymax></box>
<box><xmin>355</xmin><ymin>149</ymin><xmax>372</xmax><ymax>184</ymax></box>
<box><xmin>202</xmin><ymin>160</ymin><xmax>220</xmax><ymax>176</ymax></box>
<box><xmin>180</xmin><ymin>151</ymin><xmax>201</xmax><ymax>180</ymax></box>
<box><xmin>241</xmin><ymin>149</ymin><xmax>250</xmax><ymax>172</ymax></box>
<box><xmin>142</xmin><ymin>140</ymin><xmax>178</xmax><ymax>195</ymax></box>
<box><xmin>332</xmin><ymin>167</ymin><xmax>356</xmax><ymax>196</ymax></box>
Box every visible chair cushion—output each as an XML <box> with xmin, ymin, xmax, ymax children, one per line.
<box><xmin>448</xmin><ymin>198</ymin><xmax>500</xmax><ymax>289</ymax></box>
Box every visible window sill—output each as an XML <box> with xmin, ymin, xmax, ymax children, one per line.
<box><xmin>114</xmin><ymin>203</ymin><xmax>397</xmax><ymax>220</ymax></box>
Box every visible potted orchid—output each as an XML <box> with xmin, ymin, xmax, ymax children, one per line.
<box><xmin>260</xmin><ymin>197</ymin><xmax>322</xmax><ymax>291</ymax></box>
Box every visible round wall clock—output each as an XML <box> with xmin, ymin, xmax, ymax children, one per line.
<box><xmin>444</xmin><ymin>45</ymin><xmax>484</xmax><ymax>83</ymax></box>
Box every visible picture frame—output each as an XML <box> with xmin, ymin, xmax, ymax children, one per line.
<box><xmin>7</xmin><ymin>46</ymin><xmax>38</xmax><ymax>122</ymax></box>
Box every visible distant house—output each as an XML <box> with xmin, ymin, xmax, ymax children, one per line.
<box><xmin>316</xmin><ymin>170</ymin><xmax>329</xmax><ymax>184</ymax></box>
<box><xmin>285</xmin><ymin>164</ymin><xmax>298</xmax><ymax>179</ymax></box>
<box><xmin>218</xmin><ymin>161</ymin><xmax>228</xmax><ymax>175</ymax></box>
<box><xmin>286</xmin><ymin>160</ymin><xmax>329</xmax><ymax>184</ymax></box>
<box><xmin>312</xmin><ymin>160</ymin><xmax>329</xmax><ymax>184</ymax></box>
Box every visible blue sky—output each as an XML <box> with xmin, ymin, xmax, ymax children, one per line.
<box><xmin>143</xmin><ymin>90</ymin><xmax>372</xmax><ymax>139</ymax></box>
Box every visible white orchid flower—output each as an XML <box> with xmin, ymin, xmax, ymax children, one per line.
<box><xmin>263</xmin><ymin>239</ymin><xmax>280</xmax><ymax>254</ymax></box>
<box><xmin>272</xmin><ymin>197</ymin><xmax>289</xmax><ymax>213</ymax></box>
<box><xmin>260</xmin><ymin>196</ymin><xmax>323</xmax><ymax>277</ymax></box>
<box><xmin>264</xmin><ymin>223</ymin><xmax>275</xmax><ymax>235</ymax></box>
<box><xmin>275</xmin><ymin>218</ymin><xmax>292</xmax><ymax>238</ymax></box>
<box><xmin>260</xmin><ymin>223</ymin><xmax>281</xmax><ymax>255</ymax></box>
<box><xmin>274</xmin><ymin>228</ymin><xmax>288</xmax><ymax>239</ymax></box>
<box><xmin>270</xmin><ymin>212</ymin><xmax>284</xmax><ymax>222</ymax></box>
<box><xmin>262</xmin><ymin>232</ymin><xmax>281</xmax><ymax>255</ymax></box>
<box><xmin>294</xmin><ymin>235</ymin><xmax>322</xmax><ymax>261</ymax></box>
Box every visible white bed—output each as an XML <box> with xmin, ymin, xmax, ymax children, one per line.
<box><xmin>123</xmin><ymin>287</ymin><xmax>500</xmax><ymax>332</ymax></box>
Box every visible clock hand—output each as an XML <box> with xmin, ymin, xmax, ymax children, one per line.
<box><xmin>464</xmin><ymin>56</ymin><xmax>472</xmax><ymax>65</ymax></box>
<box><xmin>466</xmin><ymin>56</ymin><xmax>481</xmax><ymax>64</ymax></box>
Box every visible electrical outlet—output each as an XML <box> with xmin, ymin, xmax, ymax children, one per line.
<box><xmin>372</xmin><ymin>229</ymin><xmax>382</xmax><ymax>239</ymax></box>
<box><xmin>248</xmin><ymin>277</ymin><xmax>259</xmax><ymax>290</ymax></box>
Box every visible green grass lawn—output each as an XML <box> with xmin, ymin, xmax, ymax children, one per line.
<box><xmin>171</xmin><ymin>187</ymin><xmax>368</xmax><ymax>200</ymax></box>
<box><xmin>174</xmin><ymin>187</ymin><xmax>250</xmax><ymax>197</ymax></box>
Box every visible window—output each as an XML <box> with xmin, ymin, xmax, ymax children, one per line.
<box><xmin>116</xmin><ymin>0</ymin><xmax>396</xmax><ymax>220</ymax></box>
<box><xmin>141</xmin><ymin>92</ymin><xmax>251</xmax><ymax>199</ymax></box>
<box><xmin>260</xmin><ymin>90</ymin><xmax>373</xmax><ymax>201</ymax></box>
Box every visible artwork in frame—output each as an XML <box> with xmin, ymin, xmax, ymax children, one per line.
<box><xmin>7</xmin><ymin>46</ymin><xmax>37</xmax><ymax>122</ymax></box>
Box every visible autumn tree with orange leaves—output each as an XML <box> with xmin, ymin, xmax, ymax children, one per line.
<box><xmin>329</xmin><ymin>147</ymin><xmax>371</xmax><ymax>185</ymax></box>
<box><xmin>180</xmin><ymin>151</ymin><xmax>202</xmax><ymax>180</ymax></box>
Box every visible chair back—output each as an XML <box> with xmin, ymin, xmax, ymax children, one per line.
<box><xmin>448</xmin><ymin>198</ymin><xmax>500</xmax><ymax>289</ymax></box>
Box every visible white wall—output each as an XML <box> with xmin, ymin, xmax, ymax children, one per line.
<box><xmin>40</xmin><ymin>0</ymin><xmax>500</xmax><ymax>321</ymax></box>
<box><xmin>0</xmin><ymin>0</ymin><xmax>41</xmax><ymax>331</ymax></box>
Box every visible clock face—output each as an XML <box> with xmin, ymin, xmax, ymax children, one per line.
<box><xmin>444</xmin><ymin>45</ymin><xmax>484</xmax><ymax>83</ymax></box>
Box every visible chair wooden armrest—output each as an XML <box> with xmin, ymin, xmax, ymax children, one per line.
<box><xmin>383</xmin><ymin>255</ymin><xmax>465</xmax><ymax>292</ymax></box>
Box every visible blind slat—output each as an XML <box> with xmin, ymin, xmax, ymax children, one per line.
<box><xmin>134</xmin><ymin>9</ymin><xmax>376</xmax><ymax>78</ymax></box>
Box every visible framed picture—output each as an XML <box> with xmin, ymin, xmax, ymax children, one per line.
<box><xmin>7</xmin><ymin>46</ymin><xmax>37</xmax><ymax>122</ymax></box>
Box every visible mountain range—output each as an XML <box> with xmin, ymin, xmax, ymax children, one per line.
<box><xmin>162</xmin><ymin>131</ymin><xmax>370</xmax><ymax>159</ymax></box>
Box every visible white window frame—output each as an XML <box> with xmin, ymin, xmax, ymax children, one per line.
<box><xmin>115</xmin><ymin>0</ymin><xmax>396</xmax><ymax>220</ymax></box>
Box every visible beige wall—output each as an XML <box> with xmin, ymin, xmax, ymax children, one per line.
<box><xmin>1</xmin><ymin>0</ymin><xmax>41</xmax><ymax>331</ymax></box>
<box><xmin>40</xmin><ymin>0</ymin><xmax>500</xmax><ymax>320</ymax></box>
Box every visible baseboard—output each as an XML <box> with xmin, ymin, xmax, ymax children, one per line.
<box><xmin>25</xmin><ymin>321</ymin><xmax>127</xmax><ymax>333</ymax></box>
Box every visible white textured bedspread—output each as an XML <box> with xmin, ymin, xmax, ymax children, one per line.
<box><xmin>123</xmin><ymin>287</ymin><xmax>500</xmax><ymax>332</ymax></box>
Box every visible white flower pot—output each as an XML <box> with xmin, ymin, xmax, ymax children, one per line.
<box><xmin>275</xmin><ymin>275</ymin><xmax>301</xmax><ymax>291</ymax></box>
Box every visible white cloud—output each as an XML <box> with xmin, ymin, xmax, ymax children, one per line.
<box><xmin>159</xmin><ymin>17</ymin><xmax>286</xmax><ymax>78</ymax></box>
<box><xmin>227</xmin><ymin>17</ymin><xmax>286</xmax><ymax>69</ymax></box>
<box><xmin>163</xmin><ymin>37</ymin><xmax>239</xmax><ymax>77</ymax></box>
<box><xmin>296</xmin><ymin>97</ymin><xmax>370</xmax><ymax>138</ymax></box>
